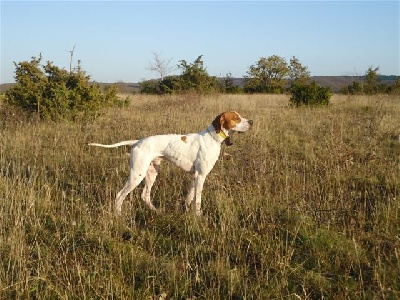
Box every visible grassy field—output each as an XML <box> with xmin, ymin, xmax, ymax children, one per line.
<box><xmin>1</xmin><ymin>93</ymin><xmax>399</xmax><ymax>299</ymax></box>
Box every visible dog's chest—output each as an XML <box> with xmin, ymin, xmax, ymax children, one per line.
<box><xmin>162</xmin><ymin>135</ymin><xmax>221</xmax><ymax>173</ymax></box>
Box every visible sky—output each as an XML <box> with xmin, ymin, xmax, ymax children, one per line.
<box><xmin>1</xmin><ymin>1</ymin><xmax>399</xmax><ymax>84</ymax></box>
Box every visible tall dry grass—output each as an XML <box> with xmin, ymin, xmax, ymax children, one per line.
<box><xmin>1</xmin><ymin>93</ymin><xmax>399</xmax><ymax>299</ymax></box>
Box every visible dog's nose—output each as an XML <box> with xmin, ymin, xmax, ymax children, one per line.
<box><xmin>249</xmin><ymin>120</ymin><xmax>253</xmax><ymax>126</ymax></box>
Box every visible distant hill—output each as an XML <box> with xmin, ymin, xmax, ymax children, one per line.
<box><xmin>1</xmin><ymin>76</ymin><xmax>398</xmax><ymax>94</ymax></box>
<box><xmin>312</xmin><ymin>75</ymin><xmax>397</xmax><ymax>92</ymax></box>
<box><xmin>0</xmin><ymin>83</ymin><xmax>14</xmax><ymax>93</ymax></box>
<box><xmin>222</xmin><ymin>75</ymin><xmax>398</xmax><ymax>92</ymax></box>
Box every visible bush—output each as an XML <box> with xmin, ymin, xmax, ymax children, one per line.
<box><xmin>289</xmin><ymin>81</ymin><xmax>332</xmax><ymax>107</ymax></box>
<box><xmin>5</xmin><ymin>55</ymin><xmax>123</xmax><ymax>121</ymax></box>
<box><xmin>140</xmin><ymin>56</ymin><xmax>220</xmax><ymax>95</ymax></box>
<box><xmin>140</xmin><ymin>76</ymin><xmax>181</xmax><ymax>95</ymax></box>
<box><xmin>140</xmin><ymin>79</ymin><xmax>162</xmax><ymax>94</ymax></box>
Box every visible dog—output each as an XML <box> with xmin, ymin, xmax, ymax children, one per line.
<box><xmin>89</xmin><ymin>111</ymin><xmax>253</xmax><ymax>216</ymax></box>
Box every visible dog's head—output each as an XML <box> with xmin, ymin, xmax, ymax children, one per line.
<box><xmin>212</xmin><ymin>111</ymin><xmax>253</xmax><ymax>146</ymax></box>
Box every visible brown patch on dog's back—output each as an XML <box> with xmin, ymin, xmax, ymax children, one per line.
<box><xmin>181</xmin><ymin>136</ymin><xmax>187</xmax><ymax>142</ymax></box>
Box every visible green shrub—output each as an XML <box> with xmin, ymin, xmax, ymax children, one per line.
<box><xmin>140</xmin><ymin>56</ymin><xmax>220</xmax><ymax>95</ymax></box>
<box><xmin>140</xmin><ymin>79</ymin><xmax>161</xmax><ymax>94</ymax></box>
<box><xmin>140</xmin><ymin>76</ymin><xmax>181</xmax><ymax>95</ymax></box>
<box><xmin>289</xmin><ymin>81</ymin><xmax>332</xmax><ymax>107</ymax></box>
<box><xmin>5</xmin><ymin>54</ymin><xmax>123</xmax><ymax>121</ymax></box>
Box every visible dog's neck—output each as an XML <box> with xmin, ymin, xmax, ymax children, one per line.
<box><xmin>207</xmin><ymin>125</ymin><xmax>233</xmax><ymax>146</ymax></box>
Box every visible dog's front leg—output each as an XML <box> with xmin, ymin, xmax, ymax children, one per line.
<box><xmin>194</xmin><ymin>174</ymin><xmax>206</xmax><ymax>216</ymax></box>
<box><xmin>185</xmin><ymin>175</ymin><xmax>196</xmax><ymax>212</ymax></box>
<box><xmin>185</xmin><ymin>173</ymin><xmax>205</xmax><ymax>215</ymax></box>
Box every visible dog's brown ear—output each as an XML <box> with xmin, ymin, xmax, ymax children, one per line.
<box><xmin>212</xmin><ymin>113</ymin><xmax>224</xmax><ymax>133</ymax></box>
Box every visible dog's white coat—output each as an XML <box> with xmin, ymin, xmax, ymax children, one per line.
<box><xmin>89</xmin><ymin>111</ymin><xmax>252</xmax><ymax>216</ymax></box>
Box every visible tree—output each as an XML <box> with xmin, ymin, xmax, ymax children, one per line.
<box><xmin>5</xmin><ymin>54</ymin><xmax>122</xmax><ymax>121</ymax></box>
<box><xmin>6</xmin><ymin>54</ymin><xmax>47</xmax><ymax>116</ymax></box>
<box><xmin>177</xmin><ymin>55</ymin><xmax>219</xmax><ymax>93</ymax></box>
<box><xmin>147</xmin><ymin>52</ymin><xmax>175</xmax><ymax>81</ymax></box>
<box><xmin>140</xmin><ymin>55</ymin><xmax>219</xmax><ymax>94</ymax></box>
<box><xmin>340</xmin><ymin>80</ymin><xmax>364</xmax><ymax>95</ymax></box>
<box><xmin>391</xmin><ymin>77</ymin><xmax>400</xmax><ymax>95</ymax></box>
<box><xmin>244</xmin><ymin>55</ymin><xmax>290</xmax><ymax>93</ymax></box>
<box><xmin>288</xmin><ymin>56</ymin><xmax>310</xmax><ymax>85</ymax></box>
<box><xmin>222</xmin><ymin>73</ymin><xmax>243</xmax><ymax>94</ymax></box>
<box><xmin>364</xmin><ymin>66</ymin><xmax>380</xmax><ymax>95</ymax></box>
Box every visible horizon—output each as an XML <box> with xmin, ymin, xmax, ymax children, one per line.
<box><xmin>1</xmin><ymin>1</ymin><xmax>399</xmax><ymax>84</ymax></box>
<box><xmin>0</xmin><ymin>74</ymin><xmax>398</xmax><ymax>85</ymax></box>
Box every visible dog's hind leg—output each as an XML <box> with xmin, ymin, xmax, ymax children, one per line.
<box><xmin>141</xmin><ymin>158</ymin><xmax>161</xmax><ymax>212</ymax></box>
<box><xmin>115</xmin><ymin>174</ymin><xmax>145</xmax><ymax>215</ymax></box>
<box><xmin>115</xmin><ymin>148</ymin><xmax>153</xmax><ymax>215</ymax></box>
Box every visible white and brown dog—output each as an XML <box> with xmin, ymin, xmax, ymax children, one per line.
<box><xmin>89</xmin><ymin>111</ymin><xmax>253</xmax><ymax>216</ymax></box>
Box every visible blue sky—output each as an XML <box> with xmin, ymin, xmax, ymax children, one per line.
<box><xmin>1</xmin><ymin>1</ymin><xmax>399</xmax><ymax>83</ymax></box>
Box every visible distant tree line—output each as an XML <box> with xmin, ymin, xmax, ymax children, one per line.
<box><xmin>142</xmin><ymin>54</ymin><xmax>332</xmax><ymax>106</ymax></box>
<box><xmin>143</xmin><ymin>54</ymin><xmax>399</xmax><ymax>97</ymax></box>
<box><xmin>4</xmin><ymin>53</ymin><xmax>399</xmax><ymax>123</ymax></box>
<box><xmin>141</xmin><ymin>54</ymin><xmax>313</xmax><ymax>95</ymax></box>
<box><xmin>340</xmin><ymin>66</ymin><xmax>400</xmax><ymax>95</ymax></box>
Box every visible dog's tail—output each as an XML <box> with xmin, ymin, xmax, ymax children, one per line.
<box><xmin>88</xmin><ymin>140</ymin><xmax>139</xmax><ymax>148</ymax></box>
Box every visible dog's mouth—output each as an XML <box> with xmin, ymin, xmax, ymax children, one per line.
<box><xmin>225</xmin><ymin>119</ymin><xmax>252</xmax><ymax>144</ymax></box>
<box><xmin>235</xmin><ymin>120</ymin><xmax>253</xmax><ymax>133</ymax></box>
<box><xmin>235</xmin><ymin>127</ymin><xmax>251</xmax><ymax>133</ymax></box>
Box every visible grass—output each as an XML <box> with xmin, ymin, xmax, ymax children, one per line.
<box><xmin>1</xmin><ymin>93</ymin><xmax>399</xmax><ymax>299</ymax></box>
